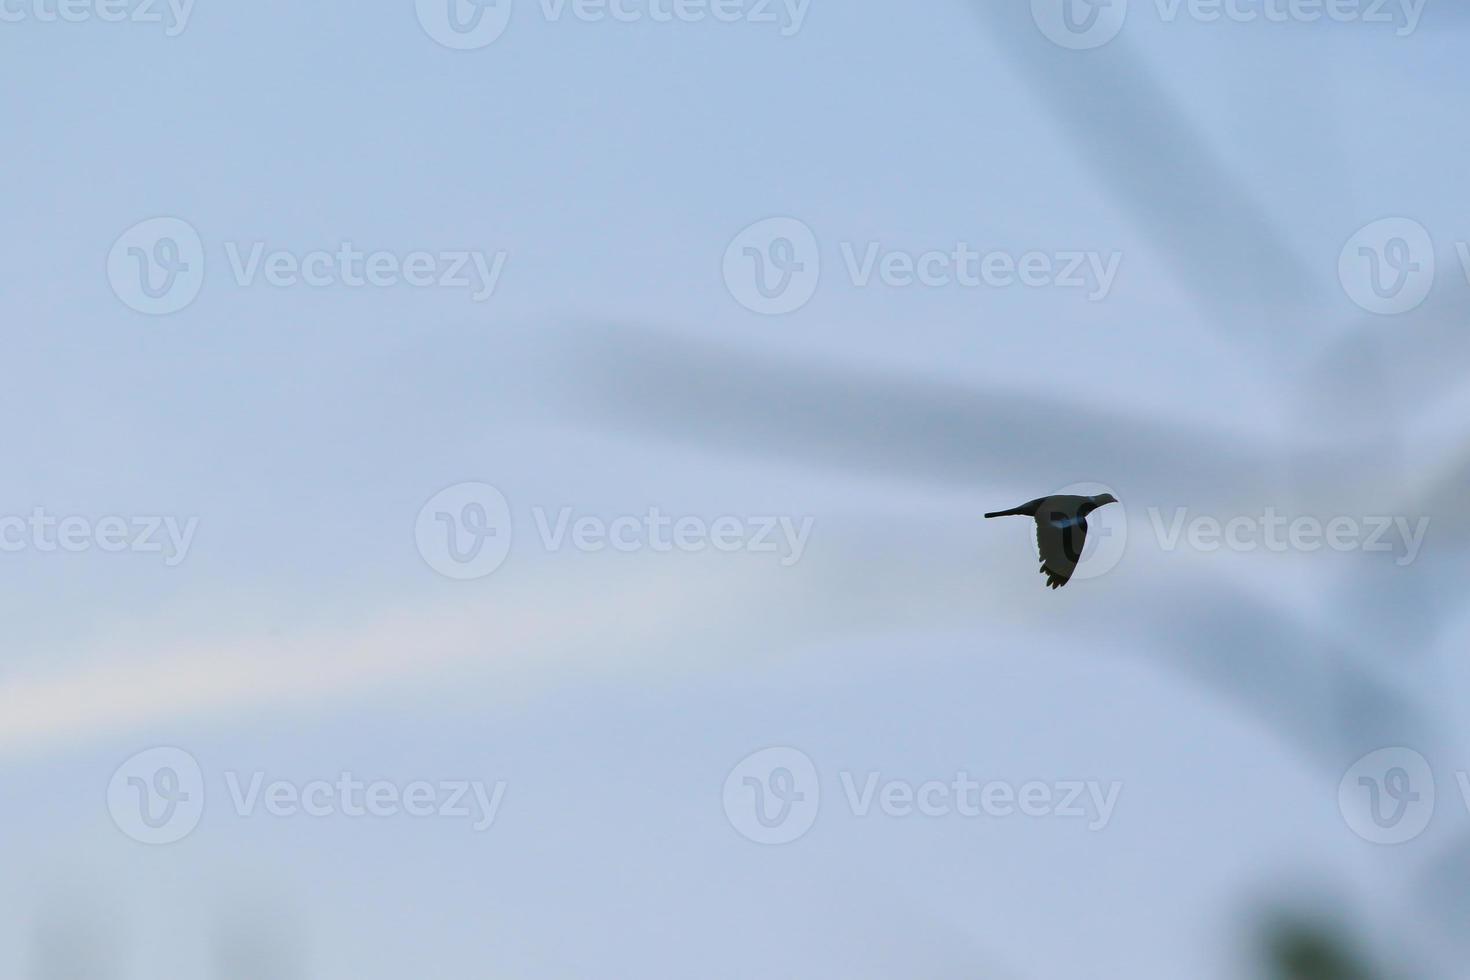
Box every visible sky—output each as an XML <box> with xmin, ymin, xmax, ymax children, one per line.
<box><xmin>4</xmin><ymin>0</ymin><xmax>1470</xmax><ymax>976</ymax></box>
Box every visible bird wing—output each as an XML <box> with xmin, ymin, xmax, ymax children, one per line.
<box><xmin>1035</xmin><ymin>511</ymin><xmax>1088</xmax><ymax>589</ymax></box>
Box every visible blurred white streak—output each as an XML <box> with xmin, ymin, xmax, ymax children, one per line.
<box><xmin>0</xmin><ymin>557</ymin><xmax>768</xmax><ymax>754</ymax></box>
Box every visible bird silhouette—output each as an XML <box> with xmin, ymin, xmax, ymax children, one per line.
<box><xmin>985</xmin><ymin>494</ymin><xmax>1118</xmax><ymax>589</ymax></box>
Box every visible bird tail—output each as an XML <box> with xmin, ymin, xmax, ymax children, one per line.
<box><xmin>985</xmin><ymin>507</ymin><xmax>1026</xmax><ymax>519</ymax></box>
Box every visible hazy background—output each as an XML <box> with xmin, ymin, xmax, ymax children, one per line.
<box><xmin>3</xmin><ymin>0</ymin><xmax>1469</xmax><ymax>975</ymax></box>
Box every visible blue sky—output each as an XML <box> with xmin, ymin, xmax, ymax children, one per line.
<box><xmin>4</xmin><ymin>1</ymin><xmax>1470</xmax><ymax>976</ymax></box>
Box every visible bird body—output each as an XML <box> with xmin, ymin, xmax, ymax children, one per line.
<box><xmin>985</xmin><ymin>493</ymin><xmax>1118</xmax><ymax>589</ymax></box>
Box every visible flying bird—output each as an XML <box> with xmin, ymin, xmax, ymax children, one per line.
<box><xmin>985</xmin><ymin>493</ymin><xmax>1118</xmax><ymax>589</ymax></box>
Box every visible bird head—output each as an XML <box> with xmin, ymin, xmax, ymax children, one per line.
<box><xmin>1085</xmin><ymin>493</ymin><xmax>1119</xmax><ymax>513</ymax></box>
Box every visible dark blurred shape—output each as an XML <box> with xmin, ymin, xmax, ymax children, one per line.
<box><xmin>552</xmin><ymin>323</ymin><xmax>1276</xmax><ymax>507</ymax></box>
<box><xmin>968</xmin><ymin>1</ymin><xmax>1315</xmax><ymax>337</ymax></box>
<box><xmin>1304</xmin><ymin>289</ymin><xmax>1470</xmax><ymax>429</ymax></box>
<box><xmin>1139</xmin><ymin>586</ymin><xmax>1434</xmax><ymax>769</ymax></box>
<box><xmin>1260</xmin><ymin>916</ymin><xmax>1378</xmax><ymax>980</ymax></box>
